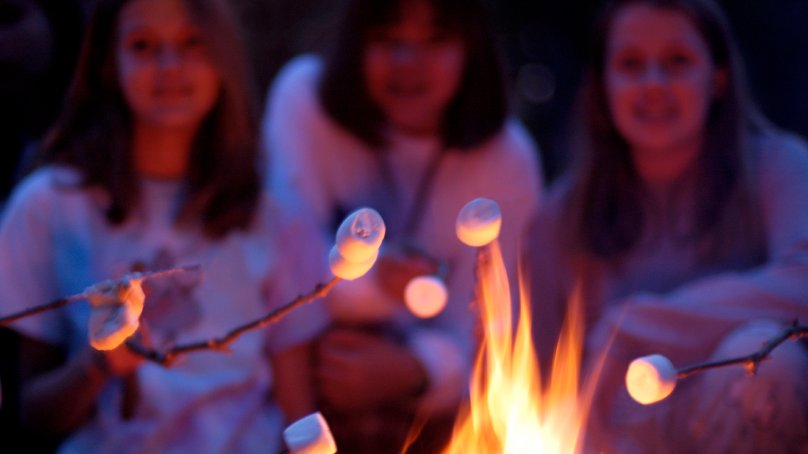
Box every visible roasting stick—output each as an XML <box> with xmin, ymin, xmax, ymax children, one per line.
<box><xmin>0</xmin><ymin>265</ymin><xmax>201</xmax><ymax>326</ymax></box>
<box><xmin>625</xmin><ymin>320</ymin><xmax>808</xmax><ymax>405</ymax></box>
<box><xmin>455</xmin><ymin>197</ymin><xmax>508</xmax><ymax>351</ymax></box>
<box><xmin>1</xmin><ymin>208</ymin><xmax>388</xmax><ymax>367</ymax></box>
<box><xmin>456</xmin><ymin>197</ymin><xmax>504</xmax><ymax>288</ymax></box>
<box><xmin>457</xmin><ymin>197</ymin><xmax>504</xmax><ymax>292</ymax></box>
<box><xmin>127</xmin><ymin>277</ymin><xmax>341</xmax><ymax>365</ymax></box>
<box><xmin>133</xmin><ymin>207</ymin><xmax>387</xmax><ymax>365</ymax></box>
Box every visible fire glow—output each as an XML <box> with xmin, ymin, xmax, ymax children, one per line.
<box><xmin>441</xmin><ymin>240</ymin><xmax>590</xmax><ymax>454</ymax></box>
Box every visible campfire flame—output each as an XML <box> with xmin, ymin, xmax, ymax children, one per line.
<box><xmin>441</xmin><ymin>240</ymin><xmax>589</xmax><ymax>453</ymax></box>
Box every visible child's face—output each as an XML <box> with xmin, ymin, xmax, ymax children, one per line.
<box><xmin>604</xmin><ymin>3</ymin><xmax>723</xmax><ymax>160</ymax></box>
<box><xmin>116</xmin><ymin>0</ymin><xmax>220</xmax><ymax>131</ymax></box>
<box><xmin>362</xmin><ymin>0</ymin><xmax>466</xmax><ymax>137</ymax></box>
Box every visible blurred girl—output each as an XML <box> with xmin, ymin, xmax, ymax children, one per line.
<box><xmin>263</xmin><ymin>0</ymin><xmax>544</xmax><ymax>451</ymax></box>
<box><xmin>0</xmin><ymin>0</ymin><xmax>327</xmax><ymax>451</ymax></box>
<box><xmin>525</xmin><ymin>0</ymin><xmax>808</xmax><ymax>451</ymax></box>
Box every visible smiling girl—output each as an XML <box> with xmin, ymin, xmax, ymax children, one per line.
<box><xmin>525</xmin><ymin>0</ymin><xmax>808</xmax><ymax>451</ymax></box>
<box><xmin>0</xmin><ymin>0</ymin><xmax>328</xmax><ymax>451</ymax></box>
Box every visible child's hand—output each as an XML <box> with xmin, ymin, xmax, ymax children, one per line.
<box><xmin>315</xmin><ymin>328</ymin><xmax>427</xmax><ymax>412</ymax></box>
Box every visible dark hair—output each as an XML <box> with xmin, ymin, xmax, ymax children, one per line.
<box><xmin>319</xmin><ymin>0</ymin><xmax>509</xmax><ymax>150</ymax></box>
<box><xmin>38</xmin><ymin>0</ymin><xmax>262</xmax><ymax>239</ymax></box>
<box><xmin>565</xmin><ymin>0</ymin><xmax>765</xmax><ymax>260</ymax></box>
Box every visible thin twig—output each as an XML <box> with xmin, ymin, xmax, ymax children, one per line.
<box><xmin>126</xmin><ymin>276</ymin><xmax>341</xmax><ymax>366</ymax></box>
<box><xmin>676</xmin><ymin>320</ymin><xmax>808</xmax><ymax>380</ymax></box>
<box><xmin>0</xmin><ymin>294</ymin><xmax>86</xmax><ymax>325</ymax></box>
<box><xmin>0</xmin><ymin>265</ymin><xmax>201</xmax><ymax>326</ymax></box>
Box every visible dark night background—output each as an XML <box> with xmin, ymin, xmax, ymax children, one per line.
<box><xmin>232</xmin><ymin>0</ymin><xmax>808</xmax><ymax>182</ymax></box>
<box><xmin>0</xmin><ymin>0</ymin><xmax>807</xmax><ymax>445</ymax></box>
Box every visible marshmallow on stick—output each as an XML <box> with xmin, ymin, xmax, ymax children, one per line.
<box><xmin>404</xmin><ymin>275</ymin><xmax>448</xmax><ymax>318</ymax></box>
<box><xmin>456</xmin><ymin>198</ymin><xmax>502</xmax><ymax>247</ymax></box>
<box><xmin>86</xmin><ymin>273</ymin><xmax>146</xmax><ymax>351</ymax></box>
<box><xmin>336</xmin><ymin>207</ymin><xmax>385</xmax><ymax>263</ymax></box>
<box><xmin>283</xmin><ymin>411</ymin><xmax>337</xmax><ymax>454</ymax></box>
<box><xmin>625</xmin><ymin>354</ymin><xmax>678</xmax><ymax>405</ymax></box>
<box><xmin>329</xmin><ymin>245</ymin><xmax>379</xmax><ymax>281</ymax></box>
<box><xmin>330</xmin><ymin>207</ymin><xmax>386</xmax><ymax>280</ymax></box>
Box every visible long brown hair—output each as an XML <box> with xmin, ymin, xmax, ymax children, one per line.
<box><xmin>319</xmin><ymin>0</ymin><xmax>509</xmax><ymax>151</ymax></box>
<box><xmin>564</xmin><ymin>0</ymin><xmax>766</xmax><ymax>260</ymax></box>
<box><xmin>37</xmin><ymin>0</ymin><xmax>262</xmax><ymax>239</ymax></box>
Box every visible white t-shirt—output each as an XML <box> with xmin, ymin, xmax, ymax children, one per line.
<box><xmin>0</xmin><ymin>166</ymin><xmax>330</xmax><ymax>453</ymax></box>
<box><xmin>526</xmin><ymin>131</ymin><xmax>808</xmax><ymax>450</ymax></box>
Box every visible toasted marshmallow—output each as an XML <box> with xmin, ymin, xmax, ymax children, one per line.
<box><xmin>86</xmin><ymin>274</ymin><xmax>145</xmax><ymax>351</ymax></box>
<box><xmin>329</xmin><ymin>245</ymin><xmax>378</xmax><ymax>281</ymax></box>
<box><xmin>404</xmin><ymin>275</ymin><xmax>448</xmax><ymax>318</ymax></box>
<box><xmin>336</xmin><ymin>208</ymin><xmax>386</xmax><ymax>263</ymax></box>
<box><xmin>626</xmin><ymin>354</ymin><xmax>678</xmax><ymax>405</ymax></box>
<box><xmin>456</xmin><ymin>198</ymin><xmax>502</xmax><ymax>247</ymax></box>
<box><xmin>284</xmin><ymin>411</ymin><xmax>337</xmax><ymax>454</ymax></box>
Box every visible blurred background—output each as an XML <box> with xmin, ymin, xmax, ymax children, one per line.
<box><xmin>0</xmin><ymin>0</ymin><xmax>806</xmax><ymax>441</ymax></box>
<box><xmin>2</xmin><ymin>0</ymin><xmax>807</xmax><ymax>184</ymax></box>
<box><xmin>231</xmin><ymin>0</ymin><xmax>808</xmax><ymax>182</ymax></box>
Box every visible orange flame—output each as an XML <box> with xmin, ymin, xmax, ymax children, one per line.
<box><xmin>441</xmin><ymin>240</ymin><xmax>590</xmax><ymax>453</ymax></box>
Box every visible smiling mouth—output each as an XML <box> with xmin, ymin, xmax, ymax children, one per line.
<box><xmin>154</xmin><ymin>86</ymin><xmax>193</xmax><ymax>97</ymax></box>
<box><xmin>635</xmin><ymin>108</ymin><xmax>677</xmax><ymax>123</ymax></box>
<box><xmin>153</xmin><ymin>94</ymin><xmax>194</xmax><ymax>105</ymax></box>
<box><xmin>386</xmin><ymin>82</ymin><xmax>428</xmax><ymax>97</ymax></box>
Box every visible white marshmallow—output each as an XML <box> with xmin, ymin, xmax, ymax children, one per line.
<box><xmin>283</xmin><ymin>411</ymin><xmax>337</xmax><ymax>454</ymax></box>
<box><xmin>404</xmin><ymin>275</ymin><xmax>448</xmax><ymax>318</ymax></box>
<box><xmin>86</xmin><ymin>274</ymin><xmax>145</xmax><ymax>351</ymax></box>
<box><xmin>625</xmin><ymin>354</ymin><xmax>678</xmax><ymax>405</ymax></box>
<box><xmin>455</xmin><ymin>198</ymin><xmax>502</xmax><ymax>247</ymax></box>
<box><xmin>336</xmin><ymin>207</ymin><xmax>386</xmax><ymax>263</ymax></box>
<box><xmin>329</xmin><ymin>245</ymin><xmax>378</xmax><ymax>280</ymax></box>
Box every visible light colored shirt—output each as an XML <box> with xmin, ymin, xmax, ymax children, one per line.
<box><xmin>0</xmin><ymin>166</ymin><xmax>330</xmax><ymax>453</ymax></box>
<box><xmin>526</xmin><ymin>131</ymin><xmax>808</xmax><ymax>450</ymax></box>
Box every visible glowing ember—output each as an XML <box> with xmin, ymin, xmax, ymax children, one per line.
<box><xmin>442</xmin><ymin>240</ymin><xmax>590</xmax><ymax>454</ymax></box>
<box><xmin>404</xmin><ymin>275</ymin><xmax>448</xmax><ymax>318</ymax></box>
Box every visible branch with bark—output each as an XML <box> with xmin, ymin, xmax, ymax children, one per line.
<box><xmin>126</xmin><ymin>277</ymin><xmax>340</xmax><ymax>366</ymax></box>
<box><xmin>0</xmin><ymin>265</ymin><xmax>200</xmax><ymax>325</ymax></box>
<box><xmin>0</xmin><ymin>266</ymin><xmax>341</xmax><ymax>366</ymax></box>
<box><xmin>626</xmin><ymin>320</ymin><xmax>808</xmax><ymax>405</ymax></box>
<box><xmin>676</xmin><ymin>320</ymin><xmax>808</xmax><ymax>379</ymax></box>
